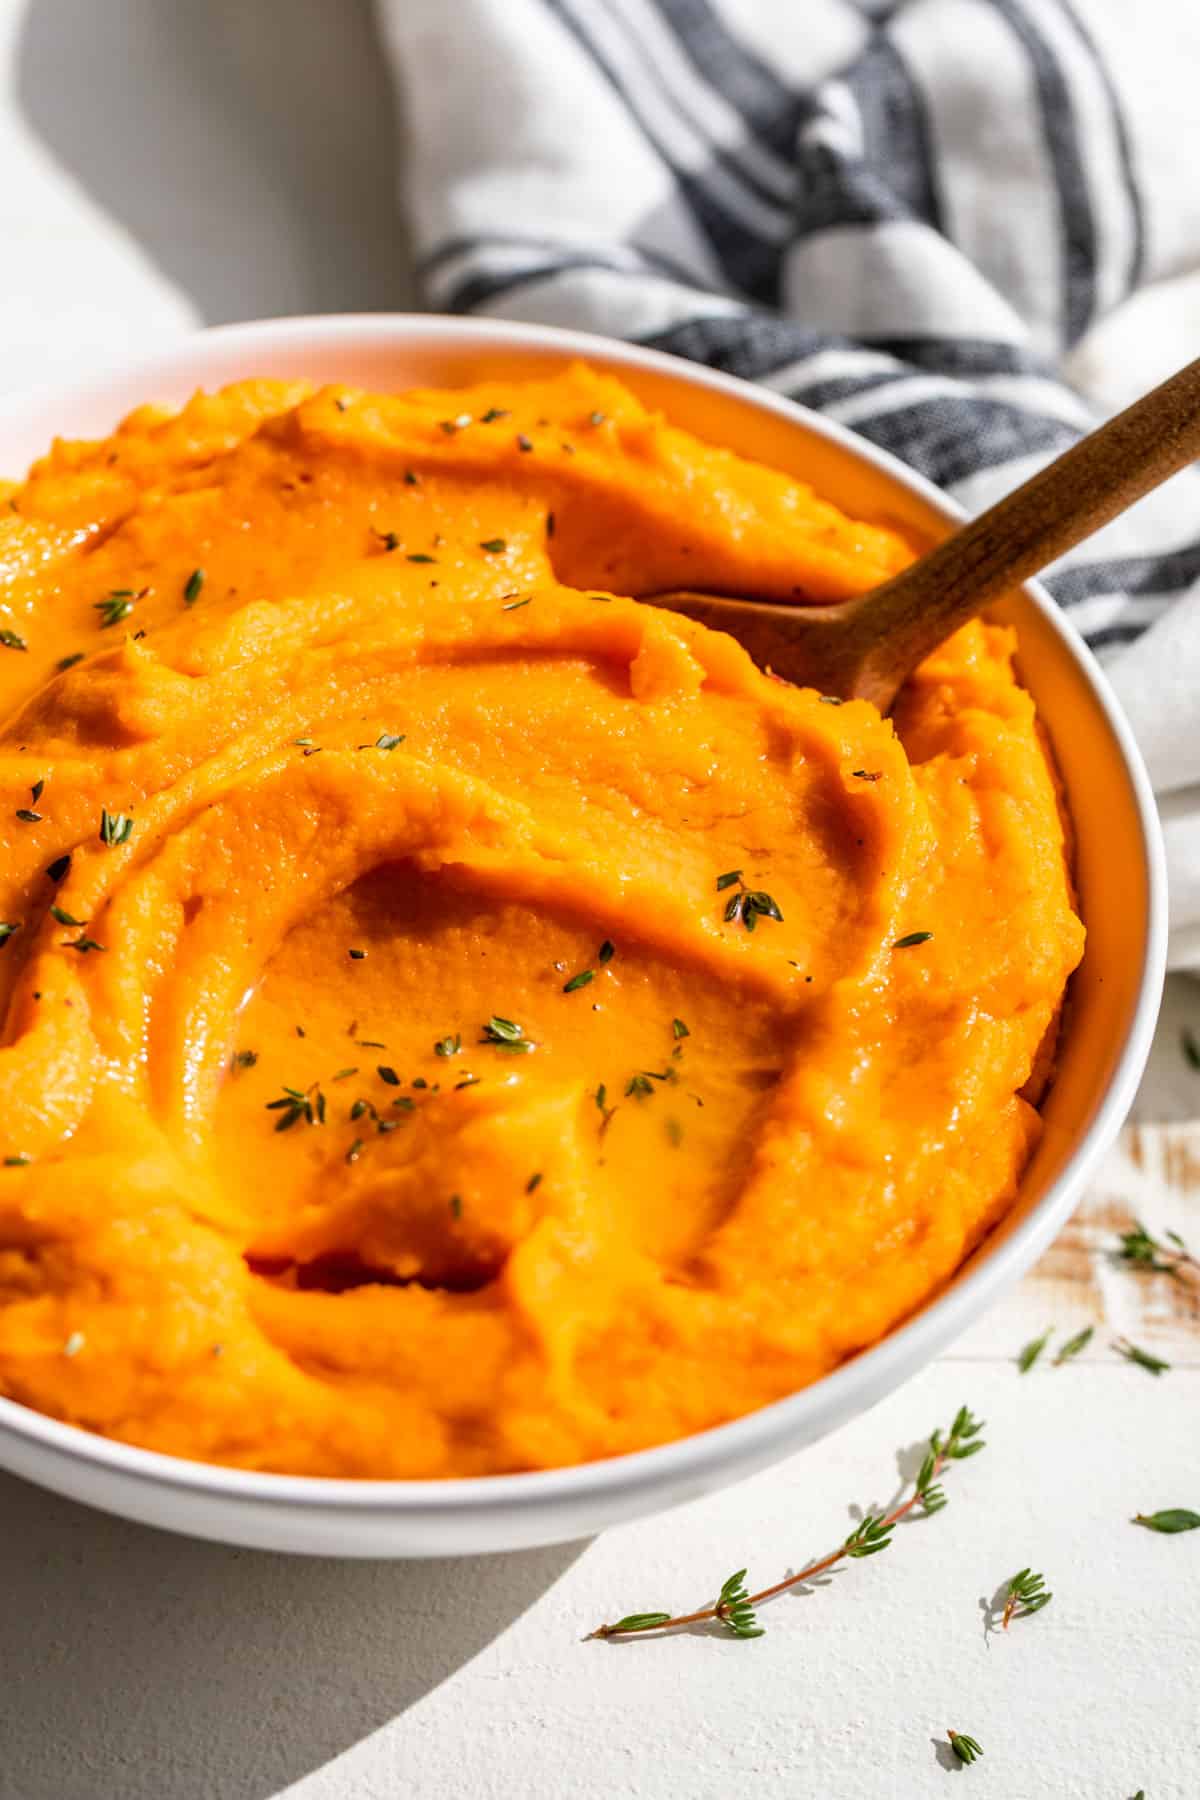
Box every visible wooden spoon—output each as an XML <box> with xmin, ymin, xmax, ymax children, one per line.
<box><xmin>647</xmin><ymin>355</ymin><xmax>1200</xmax><ymax>711</ymax></box>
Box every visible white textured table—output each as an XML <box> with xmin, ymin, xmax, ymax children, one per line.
<box><xmin>0</xmin><ymin>4</ymin><xmax>1197</xmax><ymax>1796</ymax></box>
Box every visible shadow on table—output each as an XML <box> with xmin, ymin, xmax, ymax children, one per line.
<box><xmin>16</xmin><ymin>0</ymin><xmax>413</xmax><ymax>324</ymax></box>
<box><xmin>0</xmin><ymin>1469</ymin><xmax>584</xmax><ymax>1800</ymax></box>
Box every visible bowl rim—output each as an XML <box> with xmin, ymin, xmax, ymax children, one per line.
<box><xmin>0</xmin><ymin>311</ymin><xmax>1169</xmax><ymax>1517</ymax></box>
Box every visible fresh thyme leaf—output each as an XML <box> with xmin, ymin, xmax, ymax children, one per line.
<box><xmin>818</xmin><ymin>694</ymin><xmax>842</xmax><ymax>705</ymax></box>
<box><xmin>598</xmin><ymin>939</ymin><xmax>615</xmax><ymax>964</ymax></box>
<box><xmin>742</xmin><ymin>891</ymin><xmax>782</xmax><ymax>929</ymax></box>
<box><xmin>346</xmin><ymin>1137</ymin><xmax>365</xmax><ymax>1164</ymax></box>
<box><xmin>626</xmin><ymin>1073</ymin><xmax>654</xmax><ymax>1099</ymax></box>
<box><xmin>454</xmin><ymin>1074</ymin><xmax>481</xmax><ymax>1089</ymax></box>
<box><xmin>183</xmin><ymin>567</ymin><xmax>205</xmax><ymax>605</ymax></box>
<box><xmin>350</xmin><ymin>1098</ymin><xmax>376</xmax><ymax>1121</ymax></box>
<box><xmin>563</xmin><ymin>969</ymin><xmax>594</xmax><ymax>993</ymax></box>
<box><xmin>374</xmin><ymin>732</ymin><xmax>405</xmax><ymax>750</ymax></box>
<box><xmin>267</xmin><ymin>1082</ymin><xmax>325</xmax><ymax>1130</ymax></box>
<box><xmin>348</xmin><ymin>948</ymin><xmax>367</xmax><ymax>960</ymax></box>
<box><xmin>851</xmin><ymin>769</ymin><xmax>882</xmax><ymax>782</ymax></box>
<box><xmin>894</xmin><ymin>930</ymin><xmax>934</xmax><ymax>948</ymax></box>
<box><xmin>94</xmin><ymin>593</ymin><xmax>135</xmax><ymax>628</ymax></box>
<box><xmin>99</xmin><ymin>808</ymin><xmax>134</xmax><ymax>848</ymax></box>
<box><xmin>435</xmin><ymin>1033</ymin><xmax>462</xmax><ymax>1057</ymax></box>
<box><xmin>377</xmin><ymin>1065</ymin><xmax>401</xmax><ymax>1086</ymax></box>
<box><xmin>46</xmin><ymin>854</ymin><xmax>71</xmax><ymax>882</ymax></box>
<box><xmin>0</xmin><ymin>628</ymin><xmax>27</xmax><ymax>651</ymax></box>
<box><xmin>406</xmin><ymin>552</ymin><xmax>436</xmax><ymax>564</ymax></box>
<box><xmin>482</xmin><ymin>1016</ymin><xmax>532</xmax><ymax>1050</ymax></box>
<box><xmin>947</xmin><ymin>1731</ymin><xmax>982</xmax><ymax>1766</ymax></box>
<box><xmin>672</xmin><ymin>1018</ymin><xmax>690</xmax><ymax>1041</ymax></box>
<box><xmin>526</xmin><ymin>1172</ymin><xmax>543</xmax><ymax>1194</ymax></box>
<box><xmin>480</xmin><ymin>407</ymin><xmax>509</xmax><ymax>423</ymax></box>
<box><xmin>843</xmin><ymin>1513</ymin><xmax>894</xmax><ymax>1559</ymax></box>
<box><xmin>479</xmin><ymin>538</ymin><xmax>507</xmax><ymax>553</ymax></box>
<box><xmin>449</xmin><ymin>1194</ymin><xmax>463</xmax><ymax>1219</ymax></box>
<box><xmin>56</xmin><ymin>652</ymin><xmax>84</xmax><ymax>671</ymax></box>
<box><xmin>15</xmin><ymin>809</ymin><xmax>42</xmax><ymax>823</ymax></box>
<box><xmin>1114</xmin><ymin>1337</ymin><xmax>1170</xmax><ymax>1374</ymax></box>
<box><xmin>231</xmin><ymin>1049</ymin><xmax>258</xmax><ymax>1071</ymax></box>
<box><xmin>609</xmin><ymin>1612</ymin><xmax>671</xmax><ymax>1633</ymax></box>
<box><xmin>1017</xmin><ymin>1326</ymin><xmax>1052</xmax><ymax>1373</ymax></box>
<box><xmin>724</xmin><ymin>891</ymin><xmax>744</xmax><ymax>924</ymax></box>
<box><xmin>331</xmin><ymin>1067</ymin><xmax>358</xmax><ymax>1081</ymax></box>
<box><xmin>715</xmin><ymin>1569</ymin><xmax>764</xmax><ymax>1640</ymax></box>
<box><xmin>30</xmin><ymin>780</ymin><xmax>44</xmax><ymax>805</ymax></box>
<box><xmin>502</xmin><ymin>598</ymin><xmax>532</xmax><ymax>611</ymax></box>
<box><xmin>4</xmin><ymin>1154</ymin><xmax>31</xmax><ymax>1167</ymax></box>
<box><xmin>1183</xmin><ymin>1027</ymin><xmax>1200</xmax><ymax>1071</ymax></box>
<box><xmin>588</xmin><ymin>410</ymin><xmax>606</xmax><ymax>426</ymax></box>
<box><xmin>1002</xmin><ymin>1566</ymin><xmax>1051</xmax><ymax>1627</ymax></box>
<box><xmin>596</xmin><ymin>1083</ymin><xmax>608</xmax><ymax>1113</ymax></box>
<box><xmin>1053</xmin><ymin>1324</ymin><xmax>1094</xmax><ymax>1364</ymax></box>
<box><xmin>403</xmin><ymin>469</ymin><xmax>420</xmax><ymax>485</ymax></box>
<box><xmin>0</xmin><ymin>923</ymin><xmax>20</xmax><ymax>945</ymax></box>
<box><xmin>64</xmin><ymin>933</ymin><xmax>105</xmax><ymax>953</ymax></box>
<box><xmin>49</xmin><ymin>905</ymin><xmax>83</xmax><ymax>927</ymax></box>
<box><xmin>715</xmin><ymin>869</ymin><xmax>743</xmax><ymax>891</ymax></box>
<box><xmin>1132</xmin><ymin>1508</ymin><xmax>1200</xmax><ymax>1534</ymax></box>
<box><xmin>516</xmin><ymin>433</ymin><xmax>534</xmax><ymax>452</ymax></box>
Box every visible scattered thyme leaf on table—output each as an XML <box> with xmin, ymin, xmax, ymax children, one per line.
<box><xmin>1002</xmin><ymin>1566</ymin><xmax>1052</xmax><ymax>1628</ymax></box>
<box><xmin>1052</xmin><ymin>1324</ymin><xmax>1094</xmax><ymax>1365</ymax></box>
<box><xmin>1113</xmin><ymin>1336</ymin><xmax>1170</xmax><ymax>1375</ymax></box>
<box><xmin>1017</xmin><ymin>1326</ymin><xmax>1052</xmax><ymax>1372</ymax></box>
<box><xmin>1132</xmin><ymin>1508</ymin><xmax>1200</xmax><ymax>1534</ymax></box>
<box><xmin>587</xmin><ymin>1404</ymin><xmax>984</xmax><ymax>1641</ymax></box>
<box><xmin>947</xmin><ymin>1730</ymin><xmax>983</xmax><ymax>1766</ymax></box>
<box><xmin>1116</xmin><ymin>1219</ymin><xmax>1198</xmax><ymax>1283</ymax></box>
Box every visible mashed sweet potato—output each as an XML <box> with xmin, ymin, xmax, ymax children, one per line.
<box><xmin>0</xmin><ymin>365</ymin><xmax>1083</xmax><ymax>1476</ymax></box>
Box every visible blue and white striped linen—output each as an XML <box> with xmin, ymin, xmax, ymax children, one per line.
<box><xmin>379</xmin><ymin>0</ymin><xmax>1200</xmax><ymax>966</ymax></box>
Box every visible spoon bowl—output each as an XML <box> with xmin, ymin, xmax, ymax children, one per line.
<box><xmin>650</xmin><ymin>354</ymin><xmax>1200</xmax><ymax>708</ymax></box>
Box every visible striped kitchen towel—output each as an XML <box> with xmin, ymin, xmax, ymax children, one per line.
<box><xmin>379</xmin><ymin>0</ymin><xmax>1200</xmax><ymax>966</ymax></box>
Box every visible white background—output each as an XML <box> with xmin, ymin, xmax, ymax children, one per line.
<box><xmin>0</xmin><ymin>5</ymin><xmax>1197</xmax><ymax>1796</ymax></box>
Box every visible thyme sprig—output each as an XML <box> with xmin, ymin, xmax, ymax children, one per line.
<box><xmin>94</xmin><ymin>591</ymin><xmax>136</xmax><ymax>628</ymax></box>
<box><xmin>947</xmin><ymin>1731</ymin><xmax>983</xmax><ymax>1766</ymax></box>
<box><xmin>266</xmin><ymin>1082</ymin><xmax>326</xmax><ymax>1131</ymax></box>
<box><xmin>1116</xmin><ymin>1219</ymin><xmax>1198</xmax><ymax>1284</ymax></box>
<box><xmin>99</xmin><ymin>808</ymin><xmax>134</xmax><ymax>847</ymax></box>
<box><xmin>715</xmin><ymin>870</ymin><xmax>783</xmax><ymax>933</ymax></box>
<box><xmin>588</xmin><ymin>1404</ymin><xmax>984</xmax><ymax>1641</ymax></box>
<box><xmin>1002</xmin><ymin>1567</ymin><xmax>1051</xmax><ymax>1627</ymax></box>
<box><xmin>1113</xmin><ymin>1337</ymin><xmax>1170</xmax><ymax>1375</ymax></box>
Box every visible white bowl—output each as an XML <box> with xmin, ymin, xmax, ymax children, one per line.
<box><xmin>0</xmin><ymin>315</ymin><xmax>1167</xmax><ymax>1556</ymax></box>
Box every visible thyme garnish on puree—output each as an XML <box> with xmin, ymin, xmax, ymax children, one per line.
<box><xmin>715</xmin><ymin>870</ymin><xmax>783</xmax><ymax>933</ymax></box>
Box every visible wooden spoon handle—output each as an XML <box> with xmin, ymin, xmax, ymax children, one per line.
<box><xmin>854</xmin><ymin>353</ymin><xmax>1200</xmax><ymax>677</ymax></box>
